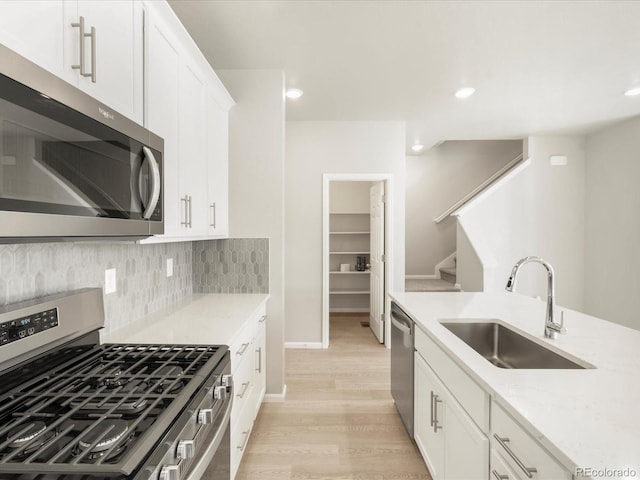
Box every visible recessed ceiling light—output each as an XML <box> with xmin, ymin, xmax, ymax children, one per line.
<box><xmin>455</xmin><ymin>87</ymin><xmax>476</xmax><ymax>99</ymax></box>
<box><xmin>285</xmin><ymin>88</ymin><xmax>304</xmax><ymax>100</ymax></box>
<box><xmin>624</xmin><ymin>87</ymin><xmax>640</xmax><ymax>97</ymax></box>
<box><xmin>411</xmin><ymin>144</ymin><xmax>425</xmax><ymax>153</ymax></box>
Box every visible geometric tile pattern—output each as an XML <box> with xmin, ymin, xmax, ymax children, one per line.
<box><xmin>0</xmin><ymin>241</ymin><xmax>193</xmax><ymax>335</ymax></box>
<box><xmin>192</xmin><ymin>238</ymin><xmax>269</xmax><ymax>294</ymax></box>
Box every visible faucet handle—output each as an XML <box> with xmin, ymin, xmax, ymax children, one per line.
<box><xmin>556</xmin><ymin>311</ymin><xmax>568</xmax><ymax>334</ymax></box>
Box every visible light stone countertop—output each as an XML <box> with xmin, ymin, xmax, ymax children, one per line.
<box><xmin>102</xmin><ymin>294</ymin><xmax>270</xmax><ymax>346</ymax></box>
<box><xmin>389</xmin><ymin>291</ymin><xmax>640</xmax><ymax>478</ymax></box>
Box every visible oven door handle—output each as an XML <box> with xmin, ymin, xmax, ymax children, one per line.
<box><xmin>184</xmin><ymin>388</ymin><xmax>233</xmax><ymax>480</ymax></box>
<box><xmin>141</xmin><ymin>146</ymin><xmax>161</xmax><ymax>219</ymax></box>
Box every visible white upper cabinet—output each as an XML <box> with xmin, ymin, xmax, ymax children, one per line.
<box><xmin>142</xmin><ymin>0</ymin><xmax>234</xmax><ymax>243</ymax></box>
<box><xmin>206</xmin><ymin>90</ymin><xmax>230</xmax><ymax>238</ymax></box>
<box><xmin>0</xmin><ymin>0</ymin><xmax>144</xmax><ymax>124</ymax></box>
<box><xmin>66</xmin><ymin>1</ymin><xmax>144</xmax><ymax>123</ymax></box>
<box><xmin>0</xmin><ymin>1</ymin><xmax>66</xmax><ymax>78</ymax></box>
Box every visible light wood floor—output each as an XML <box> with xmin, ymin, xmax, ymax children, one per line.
<box><xmin>235</xmin><ymin>314</ymin><xmax>431</xmax><ymax>480</ymax></box>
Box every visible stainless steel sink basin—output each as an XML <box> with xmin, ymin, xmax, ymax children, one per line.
<box><xmin>440</xmin><ymin>321</ymin><xmax>592</xmax><ymax>369</ymax></box>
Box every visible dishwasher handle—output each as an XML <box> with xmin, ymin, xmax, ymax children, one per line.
<box><xmin>391</xmin><ymin>313</ymin><xmax>412</xmax><ymax>336</ymax></box>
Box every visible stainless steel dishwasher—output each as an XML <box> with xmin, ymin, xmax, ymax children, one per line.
<box><xmin>390</xmin><ymin>301</ymin><xmax>414</xmax><ymax>437</ymax></box>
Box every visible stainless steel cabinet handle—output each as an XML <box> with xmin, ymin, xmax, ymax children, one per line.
<box><xmin>429</xmin><ymin>390</ymin><xmax>435</xmax><ymax>427</ymax></box>
<box><xmin>180</xmin><ymin>196</ymin><xmax>188</xmax><ymax>226</ymax></box>
<box><xmin>237</xmin><ymin>430</ymin><xmax>250</xmax><ymax>451</ymax></box>
<box><xmin>256</xmin><ymin>347</ymin><xmax>262</xmax><ymax>373</ymax></box>
<box><xmin>492</xmin><ymin>470</ymin><xmax>509</xmax><ymax>480</ymax></box>
<box><xmin>236</xmin><ymin>342</ymin><xmax>250</xmax><ymax>356</ymax></box>
<box><xmin>210</xmin><ymin>203</ymin><xmax>216</xmax><ymax>228</ymax></box>
<box><xmin>493</xmin><ymin>434</ymin><xmax>538</xmax><ymax>478</ymax></box>
<box><xmin>71</xmin><ymin>16</ymin><xmax>96</xmax><ymax>82</ymax></box>
<box><xmin>236</xmin><ymin>381</ymin><xmax>250</xmax><ymax>399</ymax></box>
<box><xmin>187</xmin><ymin>195</ymin><xmax>192</xmax><ymax>228</ymax></box>
<box><xmin>433</xmin><ymin>393</ymin><xmax>443</xmax><ymax>432</ymax></box>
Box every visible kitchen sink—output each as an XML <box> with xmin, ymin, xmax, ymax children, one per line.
<box><xmin>440</xmin><ymin>321</ymin><xmax>592</xmax><ymax>369</ymax></box>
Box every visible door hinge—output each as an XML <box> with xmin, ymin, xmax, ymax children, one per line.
<box><xmin>381</xmin><ymin>254</ymin><xmax>386</xmax><ymax>262</ymax></box>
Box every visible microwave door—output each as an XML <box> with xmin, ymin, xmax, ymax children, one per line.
<box><xmin>30</xmin><ymin>157</ymin><xmax>102</xmax><ymax>216</ymax></box>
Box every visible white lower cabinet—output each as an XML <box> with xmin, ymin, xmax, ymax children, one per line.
<box><xmin>229</xmin><ymin>304</ymin><xmax>267</xmax><ymax>479</ymax></box>
<box><xmin>414</xmin><ymin>352</ymin><xmax>488</xmax><ymax>480</ymax></box>
<box><xmin>491</xmin><ymin>401</ymin><xmax>572</xmax><ymax>480</ymax></box>
<box><xmin>414</xmin><ymin>325</ymin><xmax>573</xmax><ymax>480</ymax></box>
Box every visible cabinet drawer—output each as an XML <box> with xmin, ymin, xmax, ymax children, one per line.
<box><xmin>491</xmin><ymin>401</ymin><xmax>571</xmax><ymax>480</ymax></box>
<box><xmin>415</xmin><ymin>326</ymin><xmax>489</xmax><ymax>432</ymax></box>
<box><xmin>229</xmin><ymin>324</ymin><xmax>254</xmax><ymax>373</ymax></box>
<box><xmin>231</xmin><ymin>396</ymin><xmax>255</xmax><ymax>480</ymax></box>
<box><xmin>491</xmin><ymin>448</ymin><xmax>523</xmax><ymax>480</ymax></box>
<box><xmin>231</xmin><ymin>347</ymin><xmax>255</xmax><ymax>428</ymax></box>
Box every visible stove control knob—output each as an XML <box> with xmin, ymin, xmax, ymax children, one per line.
<box><xmin>177</xmin><ymin>439</ymin><xmax>195</xmax><ymax>460</ymax></box>
<box><xmin>159</xmin><ymin>464</ymin><xmax>179</xmax><ymax>480</ymax></box>
<box><xmin>198</xmin><ymin>408</ymin><xmax>214</xmax><ymax>424</ymax></box>
<box><xmin>214</xmin><ymin>385</ymin><xmax>226</xmax><ymax>400</ymax></box>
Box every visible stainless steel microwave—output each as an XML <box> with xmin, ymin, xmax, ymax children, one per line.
<box><xmin>0</xmin><ymin>43</ymin><xmax>163</xmax><ymax>242</ymax></box>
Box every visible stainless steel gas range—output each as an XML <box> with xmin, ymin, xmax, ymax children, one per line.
<box><xmin>0</xmin><ymin>288</ymin><xmax>232</xmax><ymax>480</ymax></box>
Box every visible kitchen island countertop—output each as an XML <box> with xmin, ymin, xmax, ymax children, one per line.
<box><xmin>390</xmin><ymin>291</ymin><xmax>640</xmax><ymax>478</ymax></box>
<box><xmin>102</xmin><ymin>293</ymin><xmax>270</xmax><ymax>346</ymax></box>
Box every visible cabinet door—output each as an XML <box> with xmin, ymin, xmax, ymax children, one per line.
<box><xmin>414</xmin><ymin>353</ymin><xmax>445</xmax><ymax>480</ymax></box>
<box><xmin>205</xmin><ymin>89</ymin><xmax>229</xmax><ymax>237</ymax></box>
<box><xmin>0</xmin><ymin>1</ymin><xmax>66</xmax><ymax>79</ymax></box>
<box><xmin>443</xmin><ymin>386</ymin><xmax>489</xmax><ymax>480</ymax></box>
<box><xmin>145</xmin><ymin>10</ymin><xmax>180</xmax><ymax>237</ymax></box>
<box><xmin>67</xmin><ymin>0</ymin><xmax>144</xmax><ymax>123</ymax></box>
<box><xmin>178</xmin><ymin>60</ymin><xmax>207</xmax><ymax>236</ymax></box>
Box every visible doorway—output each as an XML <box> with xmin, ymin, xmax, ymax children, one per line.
<box><xmin>322</xmin><ymin>174</ymin><xmax>394</xmax><ymax>349</ymax></box>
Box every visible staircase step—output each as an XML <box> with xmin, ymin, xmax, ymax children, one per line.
<box><xmin>405</xmin><ymin>278</ymin><xmax>460</xmax><ymax>292</ymax></box>
<box><xmin>439</xmin><ymin>267</ymin><xmax>457</xmax><ymax>284</ymax></box>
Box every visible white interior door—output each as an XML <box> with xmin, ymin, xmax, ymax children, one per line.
<box><xmin>369</xmin><ymin>181</ymin><xmax>385</xmax><ymax>343</ymax></box>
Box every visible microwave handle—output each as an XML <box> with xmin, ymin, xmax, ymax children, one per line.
<box><xmin>141</xmin><ymin>146</ymin><xmax>161</xmax><ymax>219</ymax></box>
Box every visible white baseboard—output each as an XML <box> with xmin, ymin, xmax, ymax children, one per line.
<box><xmin>405</xmin><ymin>274</ymin><xmax>437</xmax><ymax>280</ymax></box>
<box><xmin>263</xmin><ymin>384</ymin><xmax>287</xmax><ymax>403</ymax></box>
<box><xmin>285</xmin><ymin>342</ymin><xmax>323</xmax><ymax>349</ymax></box>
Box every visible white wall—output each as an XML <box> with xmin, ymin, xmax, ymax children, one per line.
<box><xmin>457</xmin><ymin>136</ymin><xmax>586</xmax><ymax>312</ymax></box>
<box><xmin>584</xmin><ymin>116</ymin><xmax>640</xmax><ymax>330</ymax></box>
<box><xmin>286</xmin><ymin>121</ymin><xmax>405</xmax><ymax>343</ymax></box>
<box><xmin>218</xmin><ymin>69</ymin><xmax>286</xmax><ymax>397</ymax></box>
<box><xmin>330</xmin><ymin>181</ymin><xmax>372</xmax><ymax>213</ymax></box>
<box><xmin>405</xmin><ymin>140</ymin><xmax>522</xmax><ymax>276</ymax></box>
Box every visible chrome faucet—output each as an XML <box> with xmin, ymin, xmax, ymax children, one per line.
<box><xmin>505</xmin><ymin>256</ymin><xmax>566</xmax><ymax>339</ymax></box>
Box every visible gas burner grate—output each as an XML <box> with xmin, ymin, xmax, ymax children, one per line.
<box><xmin>0</xmin><ymin>343</ymin><xmax>225</xmax><ymax>477</ymax></box>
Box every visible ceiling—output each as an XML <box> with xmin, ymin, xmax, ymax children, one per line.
<box><xmin>168</xmin><ymin>0</ymin><xmax>640</xmax><ymax>154</ymax></box>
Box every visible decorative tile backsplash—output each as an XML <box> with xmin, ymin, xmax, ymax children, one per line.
<box><xmin>0</xmin><ymin>242</ymin><xmax>192</xmax><ymax>334</ymax></box>
<box><xmin>0</xmin><ymin>238</ymin><xmax>268</xmax><ymax>334</ymax></box>
<box><xmin>193</xmin><ymin>239</ymin><xmax>269</xmax><ymax>293</ymax></box>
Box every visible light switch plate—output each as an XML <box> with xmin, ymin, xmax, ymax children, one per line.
<box><xmin>167</xmin><ymin>258</ymin><xmax>173</xmax><ymax>277</ymax></box>
<box><xmin>105</xmin><ymin>268</ymin><xmax>117</xmax><ymax>295</ymax></box>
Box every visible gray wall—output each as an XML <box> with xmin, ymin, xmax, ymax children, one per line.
<box><xmin>405</xmin><ymin>140</ymin><xmax>522</xmax><ymax>276</ymax></box>
<box><xmin>584</xmin><ymin>116</ymin><xmax>640</xmax><ymax>330</ymax></box>
<box><xmin>218</xmin><ymin>69</ymin><xmax>286</xmax><ymax>397</ymax></box>
<box><xmin>457</xmin><ymin>135</ymin><xmax>586</xmax><ymax>312</ymax></box>
<box><xmin>285</xmin><ymin>121</ymin><xmax>406</xmax><ymax>344</ymax></box>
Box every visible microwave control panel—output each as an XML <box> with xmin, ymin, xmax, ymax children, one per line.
<box><xmin>0</xmin><ymin>308</ymin><xmax>59</xmax><ymax>346</ymax></box>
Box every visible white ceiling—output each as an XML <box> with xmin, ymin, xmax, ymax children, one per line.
<box><xmin>168</xmin><ymin>0</ymin><xmax>640</xmax><ymax>154</ymax></box>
